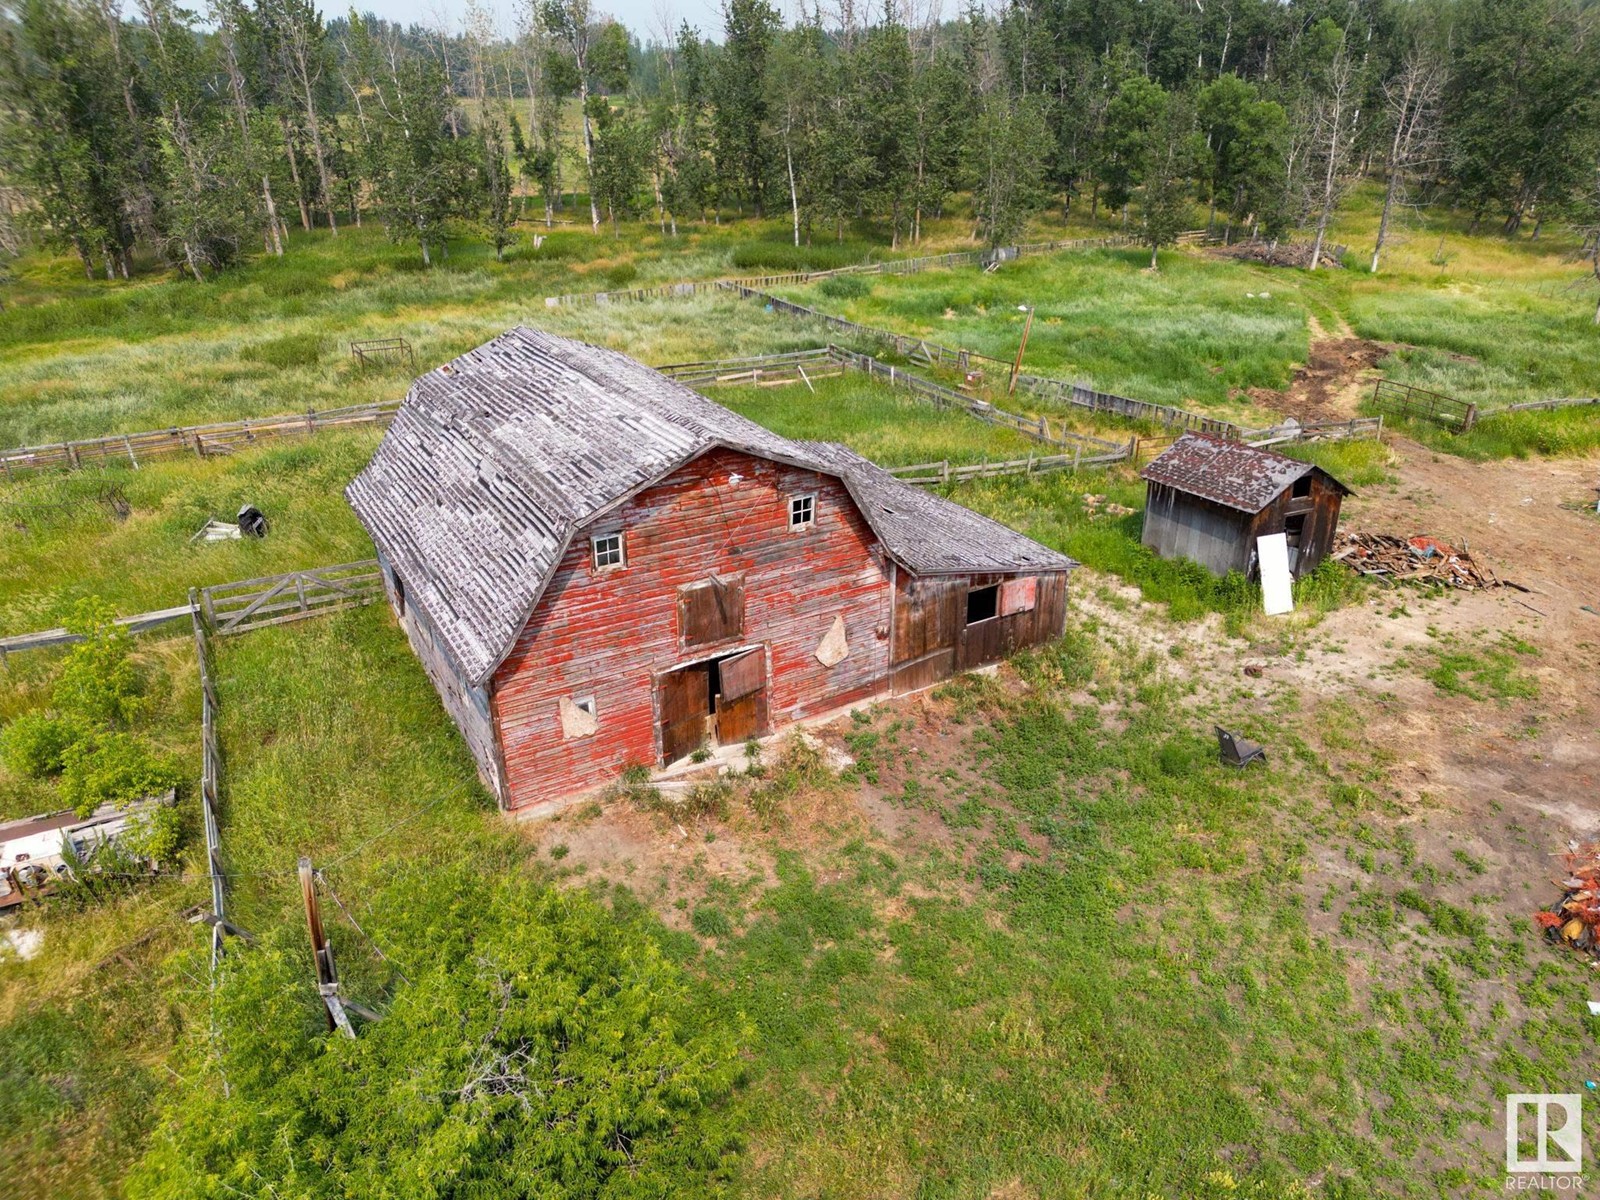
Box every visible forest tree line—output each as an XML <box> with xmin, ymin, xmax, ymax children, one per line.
<box><xmin>0</xmin><ymin>0</ymin><xmax>1597</xmax><ymax>279</ymax></box>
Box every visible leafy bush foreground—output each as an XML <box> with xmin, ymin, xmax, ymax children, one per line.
<box><xmin>130</xmin><ymin>864</ymin><xmax>747</xmax><ymax>1199</ymax></box>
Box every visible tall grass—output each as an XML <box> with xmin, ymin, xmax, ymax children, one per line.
<box><xmin>0</xmin><ymin>433</ymin><xmax>381</xmax><ymax>635</ymax></box>
<box><xmin>713</xmin><ymin>373</ymin><xmax>1042</xmax><ymax>466</ymax></box>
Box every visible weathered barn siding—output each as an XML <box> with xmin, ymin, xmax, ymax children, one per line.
<box><xmin>378</xmin><ymin>551</ymin><xmax>506</xmax><ymax>801</ymax></box>
<box><xmin>1141</xmin><ymin>482</ymin><xmax>1255</xmax><ymax>576</ymax></box>
<box><xmin>1245</xmin><ymin>473</ymin><xmax>1344</xmax><ymax>575</ymax></box>
<box><xmin>1142</xmin><ymin>474</ymin><xmax>1345</xmax><ymax>580</ymax></box>
<box><xmin>890</xmin><ymin>570</ymin><xmax>1069</xmax><ymax>693</ymax></box>
<box><xmin>491</xmin><ymin>448</ymin><xmax>892</xmax><ymax>809</ymax></box>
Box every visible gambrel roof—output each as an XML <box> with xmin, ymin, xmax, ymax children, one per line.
<box><xmin>1139</xmin><ymin>431</ymin><xmax>1352</xmax><ymax>514</ymax></box>
<box><xmin>347</xmin><ymin>328</ymin><xmax>1076</xmax><ymax>687</ymax></box>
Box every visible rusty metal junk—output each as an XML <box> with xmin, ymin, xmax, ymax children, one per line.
<box><xmin>1535</xmin><ymin>843</ymin><xmax>1600</xmax><ymax>959</ymax></box>
<box><xmin>1332</xmin><ymin>531</ymin><xmax>1501</xmax><ymax>589</ymax></box>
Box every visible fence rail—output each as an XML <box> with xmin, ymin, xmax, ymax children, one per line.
<box><xmin>827</xmin><ymin>346</ymin><xmax>1124</xmax><ymax>453</ymax></box>
<box><xmin>189</xmin><ymin>594</ymin><xmax>228</xmax><ymax>973</ymax></box>
<box><xmin>1</xmin><ymin>401</ymin><xmax>402</xmax><ymax>481</ymax></box>
<box><xmin>1490</xmin><ymin>396</ymin><xmax>1600</xmax><ymax>415</ymax></box>
<box><xmin>1014</xmin><ymin>374</ymin><xmax>1240</xmax><ymax>437</ymax></box>
<box><xmin>198</xmin><ymin>561</ymin><xmax>384</xmax><ymax>635</ymax></box>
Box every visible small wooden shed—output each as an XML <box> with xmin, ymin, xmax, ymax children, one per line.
<box><xmin>347</xmin><ymin>328</ymin><xmax>1078</xmax><ymax>812</ymax></box>
<box><xmin>1139</xmin><ymin>432</ymin><xmax>1351</xmax><ymax>579</ymax></box>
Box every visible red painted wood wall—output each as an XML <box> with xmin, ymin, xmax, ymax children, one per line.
<box><xmin>492</xmin><ymin>448</ymin><xmax>893</xmax><ymax>809</ymax></box>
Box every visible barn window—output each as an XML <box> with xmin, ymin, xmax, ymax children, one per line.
<box><xmin>789</xmin><ymin>494</ymin><xmax>815</xmax><ymax>529</ymax></box>
<box><xmin>1284</xmin><ymin>513</ymin><xmax>1307</xmax><ymax>546</ymax></box>
<box><xmin>1291</xmin><ymin>475</ymin><xmax>1312</xmax><ymax>498</ymax></box>
<box><xmin>966</xmin><ymin>584</ymin><xmax>999</xmax><ymax>625</ymax></box>
<box><xmin>591</xmin><ymin>532</ymin><xmax>625</xmax><ymax>569</ymax></box>
<box><xmin>392</xmin><ymin>569</ymin><xmax>406</xmax><ymax>618</ymax></box>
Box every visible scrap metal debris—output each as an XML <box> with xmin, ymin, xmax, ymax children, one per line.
<box><xmin>1534</xmin><ymin>843</ymin><xmax>1600</xmax><ymax>959</ymax></box>
<box><xmin>1332</xmin><ymin>530</ymin><xmax>1501</xmax><ymax>589</ymax></box>
<box><xmin>189</xmin><ymin>504</ymin><xmax>268</xmax><ymax>544</ymax></box>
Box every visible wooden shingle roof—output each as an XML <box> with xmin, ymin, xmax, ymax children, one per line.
<box><xmin>347</xmin><ymin>328</ymin><xmax>1076</xmax><ymax>686</ymax></box>
<box><xmin>1139</xmin><ymin>431</ymin><xmax>1352</xmax><ymax>514</ymax></box>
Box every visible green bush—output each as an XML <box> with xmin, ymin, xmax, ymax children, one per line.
<box><xmin>59</xmin><ymin>733</ymin><xmax>179</xmax><ymax>817</ymax></box>
<box><xmin>54</xmin><ymin>598</ymin><xmax>141</xmax><ymax>728</ymax></box>
<box><xmin>0</xmin><ymin>711</ymin><xmax>76</xmax><ymax>778</ymax></box>
<box><xmin>131</xmin><ymin>865</ymin><xmax>746</xmax><ymax>1198</ymax></box>
<box><xmin>602</xmin><ymin>262</ymin><xmax>639</xmax><ymax>288</ymax></box>
<box><xmin>120</xmin><ymin>804</ymin><xmax>182</xmax><ymax>865</ymax></box>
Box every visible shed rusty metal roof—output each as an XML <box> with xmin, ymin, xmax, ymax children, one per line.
<box><xmin>347</xmin><ymin>327</ymin><xmax>1076</xmax><ymax>687</ymax></box>
<box><xmin>1138</xmin><ymin>431</ymin><xmax>1351</xmax><ymax>513</ymax></box>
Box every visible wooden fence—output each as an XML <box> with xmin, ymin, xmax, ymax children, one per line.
<box><xmin>717</xmin><ymin>283</ymin><xmax>1238</xmax><ymax>436</ymax></box>
<box><xmin>0</xmin><ymin>602</ymin><xmax>194</xmax><ymax>663</ymax></box>
<box><xmin>655</xmin><ymin>348</ymin><xmax>841</xmax><ymax>387</ymax></box>
<box><xmin>197</xmin><ymin>561</ymin><xmax>384</xmax><ymax>635</ymax></box>
<box><xmin>827</xmin><ymin>346</ymin><xmax>1125</xmax><ymax>454</ymax></box>
<box><xmin>0</xmin><ymin>400</ymin><xmax>402</xmax><ymax>481</ymax></box>
<box><xmin>1490</xmin><ymin>396</ymin><xmax>1600</xmax><ymax>416</ymax></box>
<box><xmin>189</xmin><ymin>595</ymin><xmax>229</xmax><ymax>973</ymax></box>
<box><xmin>1370</xmin><ymin>379</ymin><xmax>1478</xmax><ymax>432</ymax></box>
<box><xmin>1013</xmin><ymin>374</ymin><xmax>1240</xmax><ymax>437</ymax></box>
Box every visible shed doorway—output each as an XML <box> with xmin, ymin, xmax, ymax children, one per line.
<box><xmin>657</xmin><ymin>647</ymin><xmax>768</xmax><ymax>765</ymax></box>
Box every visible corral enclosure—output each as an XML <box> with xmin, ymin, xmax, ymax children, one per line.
<box><xmin>1</xmin><ymin>188</ymin><xmax>1599</xmax><ymax>1199</ymax></box>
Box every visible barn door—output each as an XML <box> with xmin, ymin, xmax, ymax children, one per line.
<box><xmin>714</xmin><ymin>648</ymin><xmax>767</xmax><ymax>746</ymax></box>
<box><xmin>659</xmin><ymin>663</ymin><xmax>712</xmax><ymax>765</ymax></box>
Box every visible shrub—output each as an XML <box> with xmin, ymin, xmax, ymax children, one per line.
<box><xmin>59</xmin><ymin>734</ymin><xmax>179</xmax><ymax>818</ymax></box>
<box><xmin>0</xmin><ymin>711</ymin><xmax>76</xmax><ymax>778</ymax></box>
<box><xmin>131</xmin><ymin>866</ymin><xmax>746</xmax><ymax>1197</ymax></box>
<box><xmin>54</xmin><ymin>598</ymin><xmax>141</xmax><ymax>728</ymax></box>
<box><xmin>120</xmin><ymin>805</ymin><xmax>182</xmax><ymax>865</ymax></box>
<box><xmin>602</xmin><ymin>262</ymin><xmax>639</xmax><ymax>288</ymax></box>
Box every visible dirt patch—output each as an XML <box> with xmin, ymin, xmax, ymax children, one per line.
<box><xmin>1247</xmin><ymin>336</ymin><xmax>1392</xmax><ymax>422</ymax></box>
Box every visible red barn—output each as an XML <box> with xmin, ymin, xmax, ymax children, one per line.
<box><xmin>348</xmin><ymin>328</ymin><xmax>1077</xmax><ymax>812</ymax></box>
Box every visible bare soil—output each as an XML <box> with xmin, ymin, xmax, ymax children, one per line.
<box><xmin>1247</xmin><ymin>331</ymin><xmax>1392</xmax><ymax>422</ymax></box>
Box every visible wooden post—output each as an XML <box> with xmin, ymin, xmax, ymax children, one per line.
<box><xmin>123</xmin><ymin>436</ymin><xmax>139</xmax><ymax>469</ymax></box>
<box><xmin>1008</xmin><ymin>306</ymin><xmax>1034</xmax><ymax>397</ymax></box>
<box><xmin>300</xmin><ymin>857</ymin><xmax>356</xmax><ymax>1038</ymax></box>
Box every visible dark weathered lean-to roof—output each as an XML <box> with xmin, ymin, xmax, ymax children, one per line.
<box><xmin>347</xmin><ymin>327</ymin><xmax>1076</xmax><ymax>687</ymax></box>
<box><xmin>1139</xmin><ymin>431</ymin><xmax>1352</xmax><ymax>514</ymax></box>
<box><xmin>795</xmin><ymin>441</ymin><xmax>1078</xmax><ymax>575</ymax></box>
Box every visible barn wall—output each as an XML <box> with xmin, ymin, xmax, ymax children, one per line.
<box><xmin>1247</xmin><ymin>473</ymin><xmax>1345</xmax><ymax>577</ymax></box>
<box><xmin>891</xmin><ymin>570</ymin><xmax>1070</xmax><ymax>693</ymax></box>
<box><xmin>491</xmin><ymin>448</ymin><xmax>893</xmax><ymax>809</ymax></box>
<box><xmin>378</xmin><ymin>551</ymin><xmax>505</xmax><ymax>804</ymax></box>
<box><xmin>1140</xmin><ymin>482</ymin><xmax>1254</xmax><ymax>576</ymax></box>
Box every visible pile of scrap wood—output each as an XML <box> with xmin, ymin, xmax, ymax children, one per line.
<box><xmin>1210</xmin><ymin>240</ymin><xmax>1346</xmax><ymax>269</ymax></box>
<box><xmin>1534</xmin><ymin>844</ymin><xmax>1600</xmax><ymax>957</ymax></box>
<box><xmin>1332</xmin><ymin>531</ymin><xmax>1501</xmax><ymax>589</ymax></box>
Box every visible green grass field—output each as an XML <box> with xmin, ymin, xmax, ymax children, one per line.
<box><xmin>3</xmin><ymin>187</ymin><xmax>1600</xmax><ymax>1197</ymax></box>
